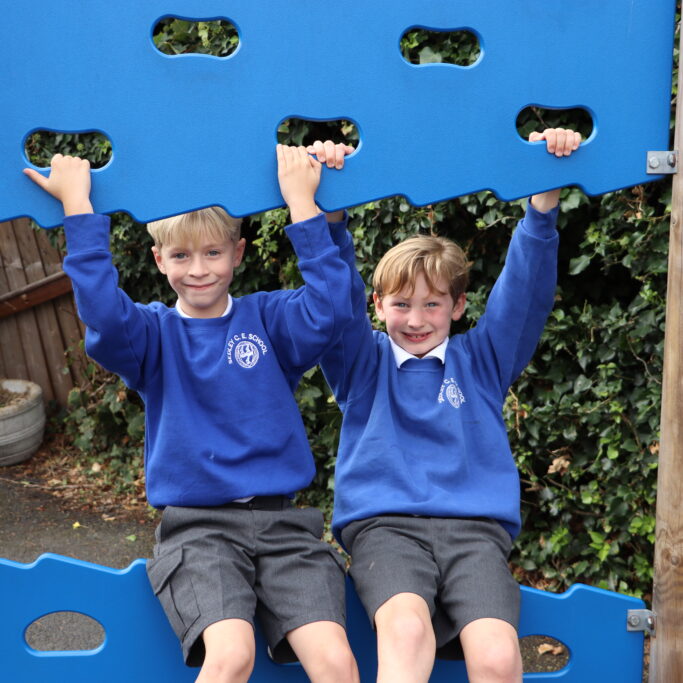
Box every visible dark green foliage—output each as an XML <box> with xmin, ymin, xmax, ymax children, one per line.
<box><xmin>25</xmin><ymin>130</ymin><xmax>112</xmax><ymax>169</ymax></box>
<box><xmin>38</xmin><ymin>20</ymin><xmax>674</xmax><ymax>598</ymax></box>
<box><xmin>64</xmin><ymin>360</ymin><xmax>146</xmax><ymax>497</ymax></box>
<box><xmin>152</xmin><ymin>18</ymin><xmax>239</xmax><ymax>58</ymax></box>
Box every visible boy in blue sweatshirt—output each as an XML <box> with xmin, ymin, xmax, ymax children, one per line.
<box><xmin>24</xmin><ymin>147</ymin><xmax>360</xmax><ymax>683</ymax></box>
<box><xmin>312</xmin><ymin>129</ymin><xmax>580</xmax><ymax>683</ymax></box>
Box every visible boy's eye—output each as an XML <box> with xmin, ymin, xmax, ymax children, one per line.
<box><xmin>394</xmin><ymin>302</ymin><xmax>408</xmax><ymax>308</ymax></box>
<box><xmin>426</xmin><ymin>302</ymin><xmax>440</xmax><ymax>308</ymax></box>
<box><xmin>171</xmin><ymin>252</ymin><xmax>187</xmax><ymax>260</ymax></box>
<box><xmin>207</xmin><ymin>249</ymin><xmax>221</xmax><ymax>256</ymax></box>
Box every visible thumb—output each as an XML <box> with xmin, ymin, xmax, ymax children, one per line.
<box><xmin>23</xmin><ymin>168</ymin><xmax>50</xmax><ymax>191</ymax></box>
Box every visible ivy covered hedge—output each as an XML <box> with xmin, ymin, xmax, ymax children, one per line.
<box><xmin>33</xmin><ymin>18</ymin><xmax>678</xmax><ymax>598</ymax></box>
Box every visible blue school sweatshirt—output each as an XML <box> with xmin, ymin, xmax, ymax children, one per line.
<box><xmin>324</xmin><ymin>203</ymin><xmax>559</xmax><ymax>542</ymax></box>
<box><xmin>62</xmin><ymin>212</ymin><xmax>352</xmax><ymax>508</ymax></box>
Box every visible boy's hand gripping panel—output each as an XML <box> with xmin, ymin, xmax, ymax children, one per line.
<box><xmin>0</xmin><ymin>1</ymin><xmax>676</xmax><ymax>227</ymax></box>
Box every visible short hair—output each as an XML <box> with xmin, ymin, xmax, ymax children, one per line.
<box><xmin>147</xmin><ymin>207</ymin><xmax>242</xmax><ymax>247</ymax></box>
<box><xmin>373</xmin><ymin>234</ymin><xmax>471</xmax><ymax>302</ymax></box>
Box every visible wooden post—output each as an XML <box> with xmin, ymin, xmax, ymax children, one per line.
<box><xmin>649</xmin><ymin>24</ymin><xmax>683</xmax><ymax>682</ymax></box>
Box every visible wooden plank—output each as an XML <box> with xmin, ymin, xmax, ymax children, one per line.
<box><xmin>0</xmin><ymin>271</ymin><xmax>72</xmax><ymax>319</ymax></box>
<box><xmin>0</xmin><ymin>314</ymin><xmax>29</xmax><ymax>380</ymax></box>
<box><xmin>649</xmin><ymin>23</ymin><xmax>683</xmax><ymax>682</ymax></box>
<box><xmin>0</xmin><ymin>220</ymin><xmax>54</xmax><ymax>400</ymax></box>
<box><xmin>33</xmin><ymin>225</ymin><xmax>86</xmax><ymax>386</ymax></box>
<box><xmin>53</xmin><ymin>296</ymin><xmax>87</xmax><ymax>386</ymax></box>
<box><xmin>31</xmin><ymin>218</ymin><xmax>65</xmax><ymax>275</ymax></box>
<box><xmin>11</xmin><ymin>219</ymin><xmax>72</xmax><ymax>405</ymax></box>
<box><xmin>0</xmin><ymin>223</ymin><xmax>29</xmax><ymax>380</ymax></box>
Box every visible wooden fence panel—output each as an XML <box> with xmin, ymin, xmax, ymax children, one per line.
<box><xmin>33</xmin><ymin>227</ymin><xmax>86</xmax><ymax>386</ymax></box>
<box><xmin>0</xmin><ymin>231</ymin><xmax>30</xmax><ymax>381</ymax></box>
<box><xmin>0</xmin><ymin>219</ymin><xmax>85</xmax><ymax>406</ymax></box>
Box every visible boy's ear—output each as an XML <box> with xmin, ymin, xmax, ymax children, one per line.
<box><xmin>373</xmin><ymin>292</ymin><xmax>386</xmax><ymax>321</ymax></box>
<box><xmin>233</xmin><ymin>238</ymin><xmax>246</xmax><ymax>267</ymax></box>
<box><xmin>451</xmin><ymin>293</ymin><xmax>466</xmax><ymax>321</ymax></box>
<box><xmin>151</xmin><ymin>246</ymin><xmax>167</xmax><ymax>274</ymax></box>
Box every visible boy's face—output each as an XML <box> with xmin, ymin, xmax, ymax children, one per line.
<box><xmin>152</xmin><ymin>235</ymin><xmax>246</xmax><ymax>318</ymax></box>
<box><xmin>373</xmin><ymin>273</ymin><xmax>466</xmax><ymax>358</ymax></box>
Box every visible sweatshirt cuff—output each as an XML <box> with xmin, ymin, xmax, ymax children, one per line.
<box><xmin>63</xmin><ymin>213</ymin><xmax>111</xmax><ymax>253</ymax></box>
<box><xmin>327</xmin><ymin>210</ymin><xmax>350</xmax><ymax>246</ymax></box>
<box><xmin>285</xmin><ymin>212</ymin><xmax>336</xmax><ymax>259</ymax></box>
<box><xmin>522</xmin><ymin>199</ymin><xmax>559</xmax><ymax>239</ymax></box>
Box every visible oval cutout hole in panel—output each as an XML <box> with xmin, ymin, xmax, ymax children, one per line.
<box><xmin>25</xmin><ymin>611</ymin><xmax>105</xmax><ymax>652</ymax></box>
<box><xmin>519</xmin><ymin>635</ymin><xmax>569</xmax><ymax>673</ymax></box>
<box><xmin>401</xmin><ymin>29</ymin><xmax>480</xmax><ymax>66</ymax></box>
<box><xmin>277</xmin><ymin>119</ymin><xmax>359</xmax><ymax>148</ymax></box>
<box><xmin>517</xmin><ymin>106</ymin><xmax>594</xmax><ymax>142</ymax></box>
<box><xmin>153</xmin><ymin>17</ymin><xmax>239</xmax><ymax>57</ymax></box>
<box><xmin>25</xmin><ymin>130</ymin><xmax>112</xmax><ymax>169</ymax></box>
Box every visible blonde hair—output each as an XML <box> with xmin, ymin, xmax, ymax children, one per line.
<box><xmin>147</xmin><ymin>207</ymin><xmax>242</xmax><ymax>247</ymax></box>
<box><xmin>373</xmin><ymin>234</ymin><xmax>470</xmax><ymax>302</ymax></box>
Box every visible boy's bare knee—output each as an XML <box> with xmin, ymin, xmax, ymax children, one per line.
<box><xmin>287</xmin><ymin>621</ymin><xmax>359</xmax><ymax>683</ymax></box>
<box><xmin>383</xmin><ymin>610</ymin><xmax>433</xmax><ymax>653</ymax></box>
<box><xmin>375</xmin><ymin>594</ymin><xmax>435</xmax><ymax>658</ymax></box>
<box><xmin>313</xmin><ymin>641</ymin><xmax>359</xmax><ymax>681</ymax></box>
<box><xmin>467</xmin><ymin>644</ymin><xmax>521</xmax><ymax>682</ymax></box>
<box><xmin>197</xmin><ymin>619</ymin><xmax>255</xmax><ymax>683</ymax></box>
<box><xmin>461</xmin><ymin>619</ymin><xmax>522</xmax><ymax>683</ymax></box>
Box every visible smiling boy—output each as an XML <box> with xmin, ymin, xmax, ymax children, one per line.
<box><xmin>24</xmin><ymin>148</ymin><xmax>360</xmax><ymax>683</ymax></box>
<box><xmin>313</xmin><ymin>129</ymin><xmax>580</xmax><ymax>683</ymax></box>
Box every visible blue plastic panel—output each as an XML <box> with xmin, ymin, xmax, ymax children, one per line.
<box><xmin>0</xmin><ymin>553</ymin><xmax>645</xmax><ymax>682</ymax></box>
<box><xmin>0</xmin><ymin>1</ymin><xmax>676</xmax><ymax>227</ymax></box>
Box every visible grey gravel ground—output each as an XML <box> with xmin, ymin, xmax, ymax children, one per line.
<box><xmin>0</xmin><ymin>469</ymin><xmax>156</xmax><ymax>651</ymax></box>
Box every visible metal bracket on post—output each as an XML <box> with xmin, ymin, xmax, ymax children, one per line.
<box><xmin>646</xmin><ymin>151</ymin><xmax>678</xmax><ymax>174</ymax></box>
<box><xmin>627</xmin><ymin>609</ymin><xmax>656</xmax><ymax>635</ymax></box>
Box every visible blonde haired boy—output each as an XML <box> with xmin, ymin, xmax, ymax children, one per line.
<box><xmin>313</xmin><ymin>129</ymin><xmax>580</xmax><ymax>683</ymax></box>
<box><xmin>24</xmin><ymin>147</ymin><xmax>360</xmax><ymax>683</ymax></box>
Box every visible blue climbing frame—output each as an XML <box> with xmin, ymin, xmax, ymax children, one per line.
<box><xmin>0</xmin><ymin>554</ymin><xmax>646</xmax><ymax>682</ymax></box>
<box><xmin>0</xmin><ymin>0</ymin><xmax>677</xmax><ymax>227</ymax></box>
<box><xmin>0</xmin><ymin>1</ymin><xmax>674</xmax><ymax>680</ymax></box>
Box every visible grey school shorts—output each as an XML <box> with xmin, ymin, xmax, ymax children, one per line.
<box><xmin>147</xmin><ymin>497</ymin><xmax>347</xmax><ymax>667</ymax></box>
<box><xmin>341</xmin><ymin>515</ymin><xmax>519</xmax><ymax>660</ymax></box>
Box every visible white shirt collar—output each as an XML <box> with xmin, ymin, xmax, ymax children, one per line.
<box><xmin>175</xmin><ymin>295</ymin><xmax>232</xmax><ymax>319</ymax></box>
<box><xmin>388</xmin><ymin>336</ymin><xmax>448</xmax><ymax>367</ymax></box>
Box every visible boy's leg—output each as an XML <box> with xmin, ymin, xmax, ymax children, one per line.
<box><xmin>374</xmin><ymin>592</ymin><xmax>436</xmax><ymax>683</ymax></box>
<box><xmin>433</xmin><ymin>517</ymin><xmax>521</xmax><ymax>680</ymax></box>
<box><xmin>286</xmin><ymin>620</ymin><xmax>360</xmax><ymax>683</ymax></box>
<box><xmin>256</xmin><ymin>503</ymin><xmax>357</xmax><ymax>680</ymax></box>
<box><xmin>196</xmin><ymin>618</ymin><xmax>255</xmax><ymax>683</ymax></box>
<box><xmin>146</xmin><ymin>506</ymin><xmax>259</xmax><ymax>674</ymax></box>
<box><xmin>341</xmin><ymin>517</ymin><xmax>441</xmax><ymax>683</ymax></box>
<box><xmin>459</xmin><ymin>618</ymin><xmax>522</xmax><ymax>683</ymax></box>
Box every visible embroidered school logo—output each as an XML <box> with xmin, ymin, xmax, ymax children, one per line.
<box><xmin>227</xmin><ymin>332</ymin><xmax>268</xmax><ymax>368</ymax></box>
<box><xmin>438</xmin><ymin>378</ymin><xmax>466</xmax><ymax>409</ymax></box>
<box><xmin>235</xmin><ymin>341</ymin><xmax>259</xmax><ymax>368</ymax></box>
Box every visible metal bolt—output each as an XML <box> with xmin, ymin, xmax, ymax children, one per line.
<box><xmin>668</xmin><ymin>153</ymin><xmax>677</xmax><ymax>167</ymax></box>
<box><xmin>628</xmin><ymin>614</ymin><xmax>641</xmax><ymax>627</ymax></box>
<box><xmin>649</xmin><ymin>156</ymin><xmax>661</xmax><ymax>169</ymax></box>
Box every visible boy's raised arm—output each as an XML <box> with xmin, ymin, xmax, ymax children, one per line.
<box><xmin>468</xmin><ymin>127</ymin><xmax>580</xmax><ymax>392</ymax></box>
<box><xmin>23</xmin><ymin>154</ymin><xmax>150</xmax><ymax>390</ymax></box>
<box><xmin>264</xmin><ymin>143</ymin><xmax>354</xmax><ymax>370</ymax></box>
